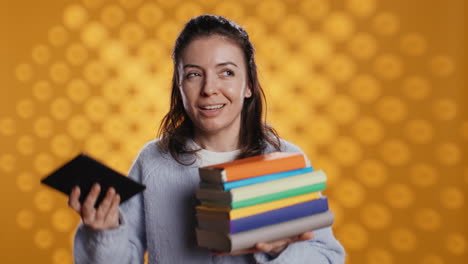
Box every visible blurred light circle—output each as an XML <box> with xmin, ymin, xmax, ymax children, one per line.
<box><xmin>63</xmin><ymin>4</ymin><xmax>89</xmax><ymax>29</ymax></box>
<box><xmin>374</xmin><ymin>54</ymin><xmax>403</xmax><ymax>80</ymax></box>
<box><xmin>16</xmin><ymin>171</ymin><xmax>36</xmax><ymax>192</ymax></box>
<box><xmin>66</xmin><ymin>79</ymin><xmax>91</xmax><ymax>103</ymax></box>
<box><xmin>31</xmin><ymin>44</ymin><xmax>51</xmax><ymax>65</ymax></box>
<box><xmin>137</xmin><ymin>3</ymin><xmax>163</xmax><ymax>27</ymax></box>
<box><xmin>373</xmin><ymin>12</ymin><xmax>400</xmax><ymax>36</ymax></box>
<box><xmin>390</xmin><ymin>228</ymin><xmax>417</xmax><ymax>252</ymax></box>
<box><xmin>429</xmin><ymin>55</ymin><xmax>455</xmax><ymax>77</ymax></box>
<box><xmin>348</xmin><ymin>32</ymin><xmax>378</xmax><ymax>60</ymax></box>
<box><xmin>409</xmin><ymin>163</ymin><xmax>438</xmax><ymax>187</ymax></box>
<box><xmin>50</xmin><ymin>97</ymin><xmax>73</xmax><ymax>121</ymax></box>
<box><xmin>435</xmin><ymin>142</ymin><xmax>461</xmax><ymax>165</ymax></box>
<box><xmin>385</xmin><ymin>184</ymin><xmax>414</xmax><ymax>209</ymax></box>
<box><xmin>49</xmin><ymin>62</ymin><xmax>71</xmax><ymax>84</ymax></box>
<box><xmin>336</xmin><ymin>222</ymin><xmax>369</xmax><ymax>250</ymax></box>
<box><xmin>100</xmin><ymin>5</ymin><xmax>126</xmax><ymax>28</ymax></box>
<box><xmin>300</xmin><ymin>0</ymin><xmax>329</xmax><ymax>21</ymax></box>
<box><xmin>355</xmin><ymin>159</ymin><xmax>388</xmax><ymax>187</ymax></box>
<box><xmin>17</xmin><ymin>135</ymin><xmax>36</xmax><ymax>155</ymax></box>
<box><xmin>366</xmin><ymin>248</ymin><xmax>393</xmax><ymax>264</ymax></box>
<box><xmin>380</xmin><ymin>139</ymin><xmax>411</xmax><ymax>166</ymax></box>
<box><xmin>346</xmin><ymin>0</ymin><xmax>377</xmax><ymax>18</ymax></box>
<box><xmin>15</xmin><ymin>63</ymin><xmax>34</xmax><ymax>83</ymax></box>
<box><xmin>48</xmin><ymin>25</ymin><xmax>69</xmax><ymax>47</ymax></box>
<box><xmin>66</xmin><ymin>43</ymin><xmax>89</xmax><ymax>66</ymax></box>
<box><xmin>413</xmin><ymin>208</ymin><xmax>441</xmax><ymax>231</ymax></box>
<box><xmin>323</xmin><ymin>11</ymin><xmax>355</xmax><ymax>42</ymax></box>
<box><xmin>333</xmin><ymin>179</ymin><xmax>365</xmax><ymax>208</ymax></box>
<box><xmin>330</xmin><ymin>136</ymin><xmax>362</xmax><ymax>166</ymax></box>
<box><xmin>404</xmin><ymin>119</ymin><xmax>433</xmax><ymax>144</ymax></box>
<box><xmin>32</xmin><ymin>81</ymin><xmax>54</xmax><ymax>101</ymax></box>
<box><xmin>16</xmin><ymin>209</ymin><xmax>35</xmax><ymax>230</ymax></box>
<box><xmin>34</xmin><ymin>229</ymin><xmax>54</xmax><ymax>249</ymax></box>
<box><xmin>400</xmin><ymin>33</ymin><xmax>427</xmax><ymax>56</ymax></box>
<box><xmin>360</xmin><ymin>202</ymin><xmax>391</xmax><ymax>230</ymax></box>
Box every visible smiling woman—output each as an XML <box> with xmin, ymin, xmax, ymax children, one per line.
<box><xmin>178</xmin><ymin>35</ymin><xmax>252</xmax><ymax>150</ymax></box>
<box><xmin>70</xmin><ymin>15</ymin><xmax>345</xmax><ymax>264</ymax></box>
<box><xmin>157</xmin><ymin>14</ymin><xmax>282</xmax><ymax>164</ymax></box>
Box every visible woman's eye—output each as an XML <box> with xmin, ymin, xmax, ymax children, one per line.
<box><xmin>186</xmin><ymin>72</ymin><xmax>200</xmax><ymax>78</ymax></box>
<box><xmin>221</xmin><ymin>70</ymin><xmax>234</xmax><ymax>76</ymax></box>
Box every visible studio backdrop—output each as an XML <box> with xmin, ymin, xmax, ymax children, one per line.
<box><xmin>1</xmin><ymin>0</ymin><xmax>466</xmax><ymax>263</ymax></box>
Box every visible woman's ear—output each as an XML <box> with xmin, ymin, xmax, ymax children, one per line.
<box><xmin>244</xmin><ymin>85</ymin><xmax>252</xmax><ymax>98</ymax></box>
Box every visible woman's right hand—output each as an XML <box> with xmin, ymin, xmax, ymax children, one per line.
<box><xmin>68</xmin><ymin>183</ymin><xmax>121</xmax><ymax>230</ymax></box>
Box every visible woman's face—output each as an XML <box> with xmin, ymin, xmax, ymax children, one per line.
<box><xmin>178</xmin><ymin>35</ymin><xmax>252</xmax><ymax>138</ymax></box>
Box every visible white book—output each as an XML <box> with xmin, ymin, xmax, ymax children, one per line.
<box><xmin>196</xmin><ymin>210</ymin><xmax>334</xmax><ymax>252</ymax></box>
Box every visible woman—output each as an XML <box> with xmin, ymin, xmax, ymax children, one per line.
<box><xmin>69</xmin><ymin>15</ymin><xmax>345</xmax><ymax>263</ymax></box>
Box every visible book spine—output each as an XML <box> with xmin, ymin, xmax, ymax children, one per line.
<box><xmin>231</xmin><ymin>192</ymin><xmax>320</xmax><ymax>219</ymax></box>
<box><xmin>195</xmin><ymin>188</ymin><xmax>232</xmax><ymax>201</ymax></box>
<box><xmin>196</xmin><ymin>171</ymin><xmax>326</xmax><ymax>203</ymax></box>
<box><xmin>231</xmin><ymin>182</ymin><xmax>326</xmax><ymax>209</ymax></box>
<box><xmin>230</xmin><ymin>170</ymin><xmax>326</xmax><ymax>201</ymax></box>
<box><xmin>199</xmin><ymin>182</ymin><xmax>225</xmax><ymax>190</ymax></box>
<box><xmin>196</xmin><ymin>210</ymin><xmax>335</xmax><ymax>252</ymax></box>
<box><xmin>197</xmin><ymin>192</ymin><xmax>321</xmax><ymax>219</ymax></box>
<box><xmin>230</xmin><ymin>197</ymin><xmax>329</xmax><ymax>233</ymax></box>
<box><xmin>224</xmin><ymin>153</ymin><xmax>307</xmax><ymax>182</ymax></box>
<box><xmin>223</xmin><ymin>167</ymin><xmax>314</xmax><ymax>190</ymax></box>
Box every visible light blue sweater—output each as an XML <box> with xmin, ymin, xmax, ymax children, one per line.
<box><xmin>73</xmin><ymin>139</ymin><xmax>345</xmax><ymax>263</ymax></box>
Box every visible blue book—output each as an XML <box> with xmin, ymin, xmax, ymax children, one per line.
<box><xmin>200</xmin><ymin>167</ymin><xmax>314</xmax><ymax>191</ymax></box>
<box><xmin>196</xmin><ymin>196</ymin><xmax>329</xmax><ymax>234</ymax></box>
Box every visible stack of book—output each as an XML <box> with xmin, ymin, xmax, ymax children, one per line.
<box><xmin>195</xmin><ymin>152</ymin><xmax>334</xmax><ymax>252</ymax></box>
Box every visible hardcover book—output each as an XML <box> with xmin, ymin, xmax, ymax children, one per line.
<box><xmin>196</xmin><ymin>210</ymin><xmax>334</xmax><ymax>252</ymax></box>
<box><xmin>196</xmin><ymin>170</ymin><xmax>327</xmax><ymax>203</ymax></box>
<box><xmin>199</xmin><ymin>167</ymin><xmax>314</xmax><ymax>191</ymax></box>
<box><xmin>199</xmin><ymin>152</ymin><xmax>307</xmax><ymax>182</ymax></box>
<box><xmin>197</xmin><ymin>197</ymin><xmax>329</xmax><ymax>233</ymax></box>
<box><xmin>199</xmin><ymin>182</ymin><xmax>326</xmax><ymax>209</ymax></box>
<box><xmin>196</xmin><ymin>192</ymin><xmax>321</xmax><ymax>219</ymax></box>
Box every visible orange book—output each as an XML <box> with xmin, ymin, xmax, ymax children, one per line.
<box><xmin>199</xmin><ymin>152</ymin><xmax>307</xmax><ymax>183</ymax></box>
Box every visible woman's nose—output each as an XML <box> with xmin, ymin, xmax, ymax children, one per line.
<box><xmin>201</xmin><ymin>73</ymin><xmax>219</xmax><ymax>96</ymax></box>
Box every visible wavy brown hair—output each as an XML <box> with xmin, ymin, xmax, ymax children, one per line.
<box><xmin>157</xmin><ymin>14</ymin><xmax>280</xmax><ymax>165</ymax></box>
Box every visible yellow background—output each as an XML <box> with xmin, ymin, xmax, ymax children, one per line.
<box><xmin>1</xmin><ymin>0</ymin><xmax>466</xmax><ymax>263</ymax></box>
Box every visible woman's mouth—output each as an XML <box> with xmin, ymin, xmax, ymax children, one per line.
<box><xmin>200</xmin><ymin>104</ymin><xmax>225</xmax><ymax>110</ymax></box>
<box><xmin>198</xmin><ymin>104</ymin><xmax>226</xmax><ymax>117</ymax></box>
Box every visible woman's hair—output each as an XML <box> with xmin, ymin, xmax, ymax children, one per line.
<box><xmin>157</xmin><ymin>14</ymin><xmax>281</xmax><ymax>164</ymax></box>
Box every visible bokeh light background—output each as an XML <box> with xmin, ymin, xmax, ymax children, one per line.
<box><xmin>1</xmin><ymin>0</ymin><xmax>466</xmax><ymax>263</ymax></box>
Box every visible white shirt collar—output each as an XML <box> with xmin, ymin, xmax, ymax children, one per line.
<box><xmin>187</xmin><ymin>139</ymin><xmax>241</xmax><ymax>167</ymax></box>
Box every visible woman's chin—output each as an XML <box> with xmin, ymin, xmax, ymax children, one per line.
<box><xmin>195</xmin><ymin>122</ymin><xmax>228</xmax><ymax>136</ymax></box>
<box><xmin>197</xmin><ymin>125</ymin><xmax>222</xmax><ymax>135</ymax></box>
<box><xmin>193</xmin><ymin>116</ymin><xmax>241</xmax><ymax>137</ymax></box>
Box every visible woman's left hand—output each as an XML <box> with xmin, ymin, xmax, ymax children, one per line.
<box><xmin>211</xmin><ymin>231</ymin><xmax>314</xmax><ymax>258</ymax></box>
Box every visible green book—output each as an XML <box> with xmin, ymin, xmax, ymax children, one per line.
<box><xmin>200</xmin><ymin>182</ymin><xmax>326</xmax><ymax>209</ymax></box>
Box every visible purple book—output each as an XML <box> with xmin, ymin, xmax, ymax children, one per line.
<box><xmin>197</xmin><ymin>196</ymin><xmax>329</xmax><ymax>233</ymax></box>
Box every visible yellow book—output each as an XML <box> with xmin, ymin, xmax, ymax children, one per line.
<box><xmin>196</xmin><ymin>192</ymin><xmax>320</xmax><ymax>219</ymax></box>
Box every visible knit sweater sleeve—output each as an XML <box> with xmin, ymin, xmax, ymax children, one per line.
<box><xmin>253</xmin><ymin>227</ymin><xmax>345</xmax><ymax>264</ymax></box>
<box><xmin>253</xmin><ymin>139</ymin><xmax>346</xmax><ymax>264</ymax></box>
<box><xmin>72</xmin><ymin>157</ymin><xmax>147</xmax><ymax>264</ymax></box>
